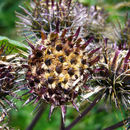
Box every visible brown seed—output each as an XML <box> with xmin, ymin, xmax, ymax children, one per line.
<box><xmin>81</xmin><ymin>59</ymin><xmax>86</xmax><ymax>64</ymax></box>
<box><xmin>68</xmin><ymin>68</ymin><xmax>74</xmax><ymax>76</ymax></box>
<box><xmin>70</xmin><ymin>58</ymin><xmax>77</xmax><ymax>64</ymax></box>
<box><xmin>75</xmin><ymin>75</ymin><xmax>78</xmax><ymax>79</ymax></box>
<box><xmin>56</xmin><ymin>65</ymin><xmax>62</xmax><ymax>74</ymax></box>
<box><xmin>34</xmin><ymin>78</ymin><xmax>40</xmax><ymax>83</ymax></box>
<box><xmin>48</xmin><ymin>76</ymin><xmax>54</xmax><ymax>84</ymax></box>
<box><xmin>29</xmin><ymin>80</ymin><xmax>34</xmax><ymax>87</ymax></box>
<box><xmin>56</xmin><ymin>44</ymin><xmax>62</xmax><ymax>51</ymax></box>
<box><xmin>64</xmin><ymin>50</ymin><xmax>70</xmax><ymax>56</ymax></box>
<box><xmin>36</xmin><ymin>51</ymin><xmax>43</xmax><ymax>58</ymax></box>
<box><xmin>79</xmin><ymin>67</ymin><xmax>84</xmax><ymax>75</ymax></box>
<box><xmin>63</xmin><ymin>79</ymin><xmax>68</xmax><ymax>84</ymax></box>
<box><xmin>47</xmin><ymin>50</ymin><xmax>51</xmax><ymax>54</ymax></box>
<box><xmin>58</xmin><ymin>56</ymin><xmax>65</xmax><ymax>63</ymax></box>
<box><xmin>57</xmin><ymin>82</ymin><xmax>61</xmax><ymax>87</ymax></box>
<box><xmin>45</xmin><ymin>59</ymin><xmax>52</xmax><ymax>66</ymax></box>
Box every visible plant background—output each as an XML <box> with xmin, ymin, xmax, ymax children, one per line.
<box><xmin>0</xmin><ymin>0</ymin><xmax>129</xmax><ymax>130</ymax></box>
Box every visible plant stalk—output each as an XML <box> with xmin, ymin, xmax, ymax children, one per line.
<box><xmin>26</xmin><ymin>104</ymin><xmax>45</xmax><ymax>130</ymax></box>
<box><xmin>65</xmin><ymin>92</ymin><xmax>103</xmax><ymax>130</ymax></box>
<box><xmin>60</xmin><ymin>113</ymin><xmax>65</xmax><ymax>130</ymax></box>
<box><xmin>104</xmin><ymin>118</ymin><xmax>129</xmax><ymax>130</ymax></box>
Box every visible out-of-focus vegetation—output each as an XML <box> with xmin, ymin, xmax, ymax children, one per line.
<box><xmin>0</xmin><ymin>0</ymin><xmax>23</xmax><ymax>39</ymax></box>
<box><xmin>0</xmin><ymin>0</ymin><xmax>129</xmax><ymax>130</ymax></box>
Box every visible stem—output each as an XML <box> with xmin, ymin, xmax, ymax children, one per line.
<box><xmin>26</xmin><ymin>104</ymin><xmax>45</xmax><ymax>130</ymax></box>
<box><xmin>60</xmin><ymin>113</ymin><xmax>65</xmax><ymax>130</ymax></box>
<box><xmin>104</xmin><ymin>118</ymin><xmax>129</xmax><ymax>130</ymax></box>
<box><xmin>65</xmin><ymin>92</ymin><xmax>103</xmax><ymax>130</ymax></box>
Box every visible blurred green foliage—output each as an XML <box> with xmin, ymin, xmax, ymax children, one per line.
<box><xmin>0</xmin><ymin>0</ymin><xmax>22</xmax><ymax>39</ymax></box>
<box><xmin>0</xmin><ymin>0</ymin><xmax>129</xmax><ymax>130</ymax></box>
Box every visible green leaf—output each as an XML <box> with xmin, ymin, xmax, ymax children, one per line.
<box><xmin>0</xmin><ymin>36</ymin><xmax>27</xmax><ymax>53</ymax></box>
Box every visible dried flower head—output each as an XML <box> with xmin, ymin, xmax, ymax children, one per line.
<box><xmin>16</xmin><ymin>0</ymin><xmax>108</xmax><ymax>44</ymax></box>
<box><xmin>0</xmin><ymin>45</ymin><xmax>22</xmax><ymax>121</ymax></box>
<box><xmin>16</xmin><ymin>0</ymin><xmax>103</xmax><ymax>120</ymax></box>
<box><xmin>72</xmin><ymin>3</ymin><xmax>108</xmax><ymax>41</ymax></box>
<box><xmin>91</xmin><ymin>44</ymin><xmax>130</xmax><ymax>109</ymax></box>
<box><xmin>20</xmin><ymin>26</ymin><xmax>100</xmax><ymax>119</ymax></box>
<box><xmin>16</xmin><ymin>0</ymin><xmax>75</xmax><ymax>40</ymax></box>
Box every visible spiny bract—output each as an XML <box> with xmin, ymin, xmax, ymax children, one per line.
<box><xmin>90</xmin><ymin>44</ymin><xmax>130</xmax><ymax>109</ymax></box>
<box><xmin>16</xmin><ymin>0</ymin><xmax>107</xmax><ymax>43</ymax></box>
<box><xmin>16</xmin><ymin>0</ymin><xmax>75</xmax><ymax>40</ymax></box>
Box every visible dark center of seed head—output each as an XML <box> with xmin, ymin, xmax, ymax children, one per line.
<box><xmin>70</xmin><ymin>58</ymin><xmax>77</xmax><ymax>64</ymax></box>
<box><xmin>29</xmin><ymin>80</ymin><xmax>34</xmax><ymax>87</ymax></box>
<box><xmin>36</xmin><ymin>51</ymin><xmax>43</xmax><ymax>58</ymax></box>
<box><xmin>68</xmin><ymin>68</ymin><xmax>74</xmax><ymax>76</ymax></box>
<box><xmin>48</xmin><ymin>76</ymin><xmax>54</xmax><ymax>84</ymax></box>
<box><xmin>47</xmin><ymin>50</ymin><xmax>51</xmax><ymax>54</ymax></box>
<box><xmin>58</xmin><ymin>56</ymin><xmax>65</xmax><ymax>63</ymax></box>
<box><xmin>81</xmin><ymin>59</ymin><xmax>86</xmax><ymax>64</ymax></box>
<box><xmin>64</xmin><ymin>50</ymin><xmax>70</xmax><ymax>56</ymax></box>
<box><xmin>56</xmin><ymin>65</ymin><xmax>62</xmax><ymax>74</ymax></box>
<box><xmin>56</xmin><ymin>44</ymin><xmax>62</xmax><ymax>51</ymax></box>
<box><xmin>45</xmin><ymin>59</ymin><xmax>51</xmax><ymax>66</ymax></box>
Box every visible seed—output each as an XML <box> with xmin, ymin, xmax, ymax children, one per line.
<box><xmin>58</xmin><ymin>56</ymin><xmax>65</xmax><ymax>63</ymax></box>
<box><xmin>36</xmin><ymin>68</ymin><xmax>44</xmax><ymax>75</ymax></box>
<box><xmin>48</xmin><ymin>89</ymin><xmax>53</xmax><ymax>95</ymax></box>
<box><xmin>75</xmin><ymin>75</ymin><xmax>78</xmax><ymax>79</ymax></box>
<box><xmin>81</xmin><ymin>59</ymin><xmax>86</xmax><ymax>64</ymax></box>
<box><xmin>45</xmin><ymin>59</ymin><xmax>51</xmax><ymax>66</ymax></box>
<box><xmin>34</xmin><ymin>78</ymin><xmax>40</xmax><ymax>83</ymax></box>
<box><xmin>29</xmin><ymin>80</ymin><xmax>34</xmax><ymax>87</ymax></box>
<box><xmin>56</xmin><ymin>65</ymin><xmax>62</xmax><ymax>73</ymax></box>
<box><xmin>63</xmin><ymin>89</ymin><xmax>69</xmax><ymax>94</ymax></box>
<box><xmin>63</xmin><ymin>79</ymin><xmax>68</xmax><ymax>84</ymax></box>
<box><xmin>64</xmin><ymin>50</ymin><xmax>70</xmax><ymax>56</ymax></box>
<box><xmin>47</xmin><ymin>50</ymin><xmax>51</xmax><ymax>54</ymax></box>
<box><xmin>70</xmin><ymin>58</ymin><xmax>77</xmax><ymax>64</ymax></box>
<box><xmin>36</xmin><ymin>51</ymin><xmax>42</xmax><ymax>58</ymax></box>
<box><xmin>48</xmin><ymin>76</ymin><xmax>54</xmax><ymax>84</ymax></box>
<box><xmin>68</xmin><ymin>68</ymin><xmax>74</xmax><ymax>76</ymax></box>
<box><xmin>79</xmin><ymin>67</ymin><xmax>84</xmax><ymax>75</ymax></box>
<box><xmin>56</xmin><ymin>44</ymin><xmax>62</xmax><ymax>51</ymax></box>
<box><xmin>57</xmin><ymin>82</ymin><xmax>61</xmax><ymax>87</ymax></box>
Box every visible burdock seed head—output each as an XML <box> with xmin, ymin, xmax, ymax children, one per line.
<box><xmin>16</xmin><ymin>0</ymin><xmax>103</xmax><ymax>121</ymax></box>
<box><xmin>21</xmin><ymin>26</ymin><xmax>100</xmax><ymax>119</ymax></box>
<box><xmin>16</xmin><ymin>0</ymin><xmax>108</xmax><ymax>45</ymax></box>
<box><xmin>16</xmin><ymin>0</ymin><xmax>75</xmax><ymax>40</ymax></box>
<box><xmin>91</xmin><ymin>43</ymin><xmax>130</xmax><ymax>109</ymax></box>
<box><xmin>0</xmin><ymin>45</ymin><xmax>22</xmax><ymax>121</ymax></box>
<box><xmin>72</xmin><ymin>3</ymin><xmax>108</xmax><ymax>41</ymax></box>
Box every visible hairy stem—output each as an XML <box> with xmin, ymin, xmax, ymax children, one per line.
<box><xmin>65</xmin><ymin>92</ymin><xmax>103</xmax><ymax>130</ymax></box>
<box><xmin>104</xmin><ymin>118</ymin><xmax>129</xmax><ymax>130</ymax></box>
<box><xmin>26</xmin><ymin>104</ymin><xmax>45</xmax><ymax>130</ymax></box>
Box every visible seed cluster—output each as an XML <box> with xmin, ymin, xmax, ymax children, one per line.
<box><xmin>26</xmin><ymin>29</ymin><xmax>98</xmax><ymax>106</ymax></box>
